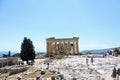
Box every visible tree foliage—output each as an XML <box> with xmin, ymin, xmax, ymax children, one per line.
<box><xmin>20</xmin><ymin>37</ymin><xmax>35</xmax><ymax>62</ymax></box>
<box><xmin>8</xmin><ymin>51</ymin><xmax>11</xmax><ymax>57</ymax></box>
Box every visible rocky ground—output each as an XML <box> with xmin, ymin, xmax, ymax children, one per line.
<box><xmin>1</xmin><ymin>54</ymin><xmax>120</xmax><ymax>80</ymax></box>
<box><xmin>33</xmin><ymin>54</ymin><xmax>120</xmax><ymax>80</ymax></box>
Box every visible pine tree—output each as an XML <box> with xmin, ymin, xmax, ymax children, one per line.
<box><xmin>8</xmin><ymin>51</ymin><xmax>11</xmax><ymax>57</ymax></box>
<box><xmin>20</xmin><ymin>37</ymin><xmax>35</xmax><ymax>64</ymax></box>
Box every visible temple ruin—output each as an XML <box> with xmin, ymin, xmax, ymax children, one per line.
<box><xmin>46</xmin><ymin>37</ymin><xmax>79</xmax><ymax>55</ymax></box>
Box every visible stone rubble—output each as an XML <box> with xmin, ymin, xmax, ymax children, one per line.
<box><xmin>1</xmin><ymin>55</ymin><xmax>120</xmax><ymax>80</ymax></box>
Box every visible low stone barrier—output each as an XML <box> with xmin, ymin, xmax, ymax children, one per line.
<box><xmin>0</xmin><ymin>65</ymin><xmax>28</xmax><ymax>75</ymax></box>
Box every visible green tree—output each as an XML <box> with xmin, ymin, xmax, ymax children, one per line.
<box><xmin>20</xmin><ymin>37</ymin><xmax>35</xmax><ymax>64</ymax></box>
<box><xmin>8</xmin><ymin>51</ymin><xmax>11</xmax><ymax>57</ymax></box>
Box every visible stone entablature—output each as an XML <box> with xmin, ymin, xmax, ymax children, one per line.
<box><xmin>46</xmin><ymin>37</ymin><xmax>79</xmax><ymax>55</ymax></box>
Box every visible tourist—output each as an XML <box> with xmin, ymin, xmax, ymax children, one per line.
<box><xmin>111</xmin><ymin>67</ymin><xmax>116</xmax><ymax>80</ymax></box>
<box><xmin>117</xmin><ymin>68</ymin><xmax>120</xmax><ymax>80</ymax></box>
<box><xmin>91</xmin><ymin>56</ymin><xmax>94</xmax><ymax>64</ymax></box>
<box><xmin>47</xmin><ymin>62</ymin><xmax>49</xmax><ymax>69</ymax></box>
<box><xmin>86</xmin><ymin>58</ymin><xmax>88</xmax><ymax>65</ymax></box>
<box><xmin>17</xmin><ymin>77</ymin><xmax>21</xmax><ymax>80</ymax></box>
<box><xmin>4</xmin><ymin>76</ymin><xmax>7</xmax><ymax>80</ymax></box>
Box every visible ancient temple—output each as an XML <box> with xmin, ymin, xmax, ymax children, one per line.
<box><xmin>46</xmin><ymin>37</ymin><xmax>79</xmax><ymax>55</ymax></box>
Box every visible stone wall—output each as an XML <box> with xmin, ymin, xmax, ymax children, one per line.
<box><xmin>0</xmin><ymin>57</ymin><xmax>19</xmax><ymax>68</ymax></box>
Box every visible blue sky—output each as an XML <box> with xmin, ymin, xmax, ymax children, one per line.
<box><xmin>0</xmin><ymin>0</ymin><xmax>120</xmax><ymax>52</ymax></box>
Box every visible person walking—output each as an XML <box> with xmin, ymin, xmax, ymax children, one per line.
<box><xmin>86</xmin><ymin>58</ymin><xmax>88</xmax><ymax>65</ymax></box>
<box><xmin>91</xmin><ymin>56</ymin><xmax>94</xmax><ymax>64</ymax></box>
<box><xmin>117</xmin><ymin>68</ymin><xmax>120</xmax><ymax>80</ymax></box>
<box><xmin>111</xmin><ymin>67</ymin><xmax>117</xmax><ymax>80</ymax></box>
<box><xmin>47</xmin><ymin>62</ymin><xmax>50</xmax><ymax>69</ymax></box>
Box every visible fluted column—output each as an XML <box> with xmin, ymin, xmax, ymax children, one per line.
<box><xmin>50</xmin><ymin>42</ymin><xmax>52</xmax><ymax>53</ymax></box>
<box><xmin>76</xmin><ymin>40</ymin><xmax>79</xmax><ymax>53</ymax></box>
<box><xmin>73</xmin><ymin>41</ymin><xmax>75</xmax><ymax>54</ymax></box>
<box><xmin>68</xmin><ymin>41</ymin><xmax>71</xmax><ymax>54</ymax></box>
<box><xmin>47</xmin><ymin>41</ymin><xmax>50</xmax><ymax>54</ymax></box>
<box><xmin>55</xmin><ymin>41</ymin><xmax>57</xmax><ymax>54</ymax></box>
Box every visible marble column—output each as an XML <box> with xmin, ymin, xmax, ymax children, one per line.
<box><xmin>68</xmin><ymin>41</ymin><xmax>71</xmax><ymax>54</ymax></box>
<box><xmin>76</xmin><ymin>40</ymin><xmax>79</xmax><ymax>53</ymax></box>
<box><xmin>73</xmin><ymin>41</ymin><xmax>75</xmax><ymax>54</ymax></box>
<box><xmin>47</xmin><ymin>42</ymin><xmax>50</xmax><ymax>54</ymax></box>
<box><xmin>55</xmin><ymin>41</ymin><xmax>57</xmax><ymax>54</ymax></box>
<box><xmin>47</xmin><ymin>41</ymin><xmax>49</xmax><ymax>53</ymax></box>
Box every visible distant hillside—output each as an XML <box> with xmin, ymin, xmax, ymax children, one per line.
<box><xmin>0</xmin><ymin>51</ymin><xmax>17</xmax><ymax>57</ymax></box>
<box><xmin>0</xmin><ymin>51</ymin><xmax>8</xmax><ymax>57</ymax></box>
<box><xmin>81</xmin><ymin>48</ymin><xmax>109</xmax><ymax>54</ymax></box>
<box><xmin>81</xmin><ymin>47</ymin><xmax>120</xmax><ymax>54</ymax></box>
<box><xmin>37</xmin><ymin>52</ymin><xmax>46</xmax><ymax>54</ymax></box>
<box><xmin>0</xmin><ymin>51</ymin><xmax>45</xmax><ymax>57</ymax></box>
